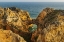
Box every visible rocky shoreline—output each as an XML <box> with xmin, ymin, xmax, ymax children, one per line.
<box><xmin>0</xmin><ymin>7</ymin><xmax>64</xmax><ymax>42</ymax></box>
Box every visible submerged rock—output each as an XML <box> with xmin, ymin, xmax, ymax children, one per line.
<box><xmin>0</xmin><ymin>29</ymin><xmax>26</xmax><ymax>42</ymax></box>
<box><xmin>31</xmin><ymin>8</ymin><xmax>64</xmax><ymax>42</ymax></box>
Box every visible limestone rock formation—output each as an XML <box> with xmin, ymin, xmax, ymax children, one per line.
<box><xmin>0</xmin><ymin>7</ymin><xmax>32</xmax><ymax>42</ymax></box>
<box><xmin>0</xmin><ymin>7</ymin><xmax>64</xmax><ymax>42</ymax></box>
<box><xmin>31</xmin><ymin>8</ymin><xmax>64</xmax><ymax>42</ymax></box>
<box><xmin>36</xmin><ymin>8</ymin><xmax>54</xmax><ymax>29</ymax></box>
<box><xmin>43</xmin><ymin>10</ymin><xmax>64</xmax><ymax>42</ymax></box>
<box><xmin>0</xmin><ymin>7</ymin><xmax>32</xmax><ymax>32</ymax></box>
<box><xmin>0</xmin><ymin>29</ymin><xmax>26</xmax><ymax>42</ymax></box>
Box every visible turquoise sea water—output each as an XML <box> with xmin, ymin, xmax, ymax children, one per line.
<box><xmin>0</xmin><ymin>2</ymin><xmax>64</xmax><ymax>19</ymax></box>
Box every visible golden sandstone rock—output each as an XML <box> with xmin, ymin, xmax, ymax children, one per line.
<box><xmin>31</xmin><ymin>8</ymin><xmax>64</xmax><ymax>42</ymax></box>
<box><xmin>0</xmin><ymin>7</ymin><xmax>32</xmax><ymax>32</ymax></box>
<box><xmin>0</xmin><ymin>7</ymin><xmax>32</xmax><ymax>42</ymax></box>
<box><xmin>0</xmin><ymin>29</ymin><xmax>26</xmax><ymax>42</ymax></box>
<box><xmin>0</xmin><ymin>7</ymin><xmax>64</xmax><ymax>42</ymax></box>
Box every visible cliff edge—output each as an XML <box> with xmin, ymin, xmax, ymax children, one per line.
<box><xmin>31</xmin><ymin>8</ymin><xmax>64</xmax><ymax>42</ymax></box>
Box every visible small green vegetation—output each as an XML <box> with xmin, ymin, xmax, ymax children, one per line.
<box><xmin>28</xmin><ymin>24</ymin><xmax>37</xmax><ymax>32</ymax></box>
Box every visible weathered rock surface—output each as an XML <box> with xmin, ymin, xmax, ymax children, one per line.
<box><xmin>0</xmin><ymin>7</ymin><xmax>64</xmax><ymax>42</ymax></box>
<box><xmin>36</xmin><ymin>8</ymin><xmax>54</xmax><ymax>29</ymax></box>
<box><xmin>0</xmin><ymin>7</ymin><xmax>32</xmax><ymax>42</ymax></box>
<box><xmin>31</xmin><ymin>8</ymin><xmax>64</xmax><ymax>42</ymax></box>
<box><xmin>0</xmin><ymin>7</ymin><xmax>32</xmax><ymax>32</ymax></box>
<box><xmin>0</xmin><ymin>29</ymin><xmax>26</xmax><ymax>42</ymax></box>
<box><xmin>43</xmin><ymin>10</ymin><xmax>64</xmax><ymax>42</ymax></box>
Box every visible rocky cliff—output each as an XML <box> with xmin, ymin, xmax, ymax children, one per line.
<box><xmin>0</xmin><ymin>7</ymin><xmax>32</xmax><ymax>42</ymax></box>
<box><xmin>0</xmin><ymin>7</ymin><xmax>64</xmax><ymax>42</ymax></box>
<box><xmin>31</xmin><ymin>8</ymin><xmax>64</xmax><ymax>42</ymax></box>
<box><xmin>3</xmin><ymin>7</ymin><xmax>32</xmax><ymax>32</ymax></box>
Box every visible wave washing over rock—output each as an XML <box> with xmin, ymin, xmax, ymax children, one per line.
<box><xmin>0</xmin><ymin>7</ymin><xmax>64</xmax><ymax>42</ymax></box>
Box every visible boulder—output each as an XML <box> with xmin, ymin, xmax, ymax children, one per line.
<box><xmin>0</xmin><ymin>29</ymin><xmax>26</xmax><ymax>42</ymax></box>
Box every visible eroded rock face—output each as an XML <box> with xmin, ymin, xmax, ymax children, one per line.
<box><xmin>0</xmin><ymin>7</ymin><xmax>64</xmax><ymax>42</ymax></box>
<box><xmin>0</xmin><ymin>7</ymin><xmax>32</xmax><ymax>42</ymax></box>
<box><xmin>36</xmin><ymin>8</ymin><xmax>54</xmax><ymax>29</ymax></box>
<box><xmin>0</xmin><ymin>29</ymin><xmax>26</xmax><ymax>42</ymax></box>
<box><xmin>31</xmin><ymin>8</ymin><xmax>64</xmax><ymax>42</ymax></box>
<box><xmin>43</xmin><ymin>10</ymin><xmax>64</xmax><ymax>42</ymax></box>
<box><xmin>0</xmin><ymin>7</ymin><xmax>32</xmax><ymax>32</ymax></box>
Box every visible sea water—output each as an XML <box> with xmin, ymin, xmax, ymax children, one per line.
<box><xmin>0</xmin><ymin>2</ymin><xmax>64</xmax><ymax>18</ymax></box>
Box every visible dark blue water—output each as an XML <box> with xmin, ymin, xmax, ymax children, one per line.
<box><xmin>0</xmin><ymin>2</ymin><xmax>64</xmax><ymax>18</ymax></box>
